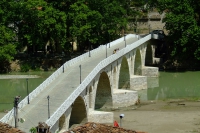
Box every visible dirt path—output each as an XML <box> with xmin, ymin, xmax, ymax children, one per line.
<box><xmin>113</xmin><ymin>99</ymin><xmax>200</xmax><ymax>133</ymax></box>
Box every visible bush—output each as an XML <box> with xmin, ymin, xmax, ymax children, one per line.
<box><xmin>20</xmin><ymin>63</ymin><xmax>31</xmax><ymax>72</ymax></box>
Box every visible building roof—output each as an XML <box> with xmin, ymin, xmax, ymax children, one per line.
<box><xmin>0</xmin><ymin>122</ymin><xmax>25</xmax><ymax>133</ymax></box>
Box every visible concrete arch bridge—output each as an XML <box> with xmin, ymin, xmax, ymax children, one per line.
<box><xmin>1</xmin><ymin>33</ymin><xmax>162</xmax><ymax>133</ymax></box>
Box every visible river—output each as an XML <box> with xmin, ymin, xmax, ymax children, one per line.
<box><xmin>0</xmin><ymin>70</ymin><xmax>200</xmax><ymax>113</ymax></box>
<box><xmin>139</xmin><ymin>71</ymin><xmax>200</xmax><ymax>101</ymax></box>
<box><xmin>0</xmin><ymin>71</ymin><xmax>54</xmax><ymax>112</ymax></box>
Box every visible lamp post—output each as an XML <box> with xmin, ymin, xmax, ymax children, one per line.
<box><xmin>63</xmin><ymin>64</ymin><xmax>64</xmax><ymax>73</ymax></box>
<box><xmin>149</xmin><ymin>24</ymin><xmax>151</xmax><ymax>34</ymax></box>
<box><xmin>119</xmin><ymin>114</ymin><xmax>124</xmax><ymax>127</ymax></box>
<box><xmin>79</xmin><ymin>65</ymin><xmax>81</xmax><ymax>84</ymax></box>
<box><xmin>106</xmin><ymin>43</ymin><xmax>108</xmax><ymax>58</ymax></box>
<box><xmin>109</xmin><ymin>33</ymin><xmax>110</xmax><ymax>48</ymax></box>
<box><xmin>124</xmin><ymin>34</ymin><xmax>126</xmax><ymax>47</ymax></box>
<box><xmin>14</xmin><ymin>96</ymin><xmax>21</xmax><ymax>128</ymax></box>
<box><xmin>89</xmin><ymin>41</ymin><xmax>91</xmax><ymax>57</ymax></box>
<box><xmin>26</xmin><ymin>78</ymin><xmax>30</xmax><ymax>104</ymax></box>
<box><xmin>47</xmin><ymin>95</ymin><xmax>50</xmax><ymax>119</ymax></box>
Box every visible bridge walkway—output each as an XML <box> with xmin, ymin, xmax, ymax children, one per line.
<box><xmin>13</xmin><ymin>37</ymin><xmax>138</xmax><ymax>132</ymax></box>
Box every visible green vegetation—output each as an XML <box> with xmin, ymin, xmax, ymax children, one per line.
<box><xmin>20</xmin><ymin>63</ymin><xmax>31</xmax><ymax>72</ymax></box>
<box><xmin>29</xmin><ymin>127</ymin><xmax>37</xmax><ymax>133</ymax></box>
<box><xmin>148</xmin><ymin>0</ymin><xmax>200</xmax><ymax>67</ymax></box>
<box><xmin>0</xmin><ymin>0</ymin><xmax>146</xmax><ymax>73</ymax></box>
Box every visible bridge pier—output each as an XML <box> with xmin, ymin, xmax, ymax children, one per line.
<box><xmin>142</xmin><ymin>66</ymin><xmax>159</xmax><ymax>77</ymax></box>
<box><xmin>112</xmin><ymin>89</ymin><xmax>138</xmax><ymax>107</ymax></box>
<box><xmin>88</xmin><ymin>109</ymin><xmax>113</xmax><ymax>124</ymax></box>
<box><xmin>50</xmin><ymin>107</ymin><xmax>72</xmax><ymax>133</ymax></box>
<box><xmin>130</xmin><ymin>75</ymin><xmax>147</xmax><ymax>90</ymax></box>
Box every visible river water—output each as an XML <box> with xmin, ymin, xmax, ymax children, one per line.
<box><xmin>139</xmin><ymin>71</ymin><xmax>200</xmax><ymax>101</ymax></box>
<box><xmin>0</xmin><ymin>71</ymin><xmax>54</xmax><ymax>112</ymax></box>
<box><xmin>0</xmin><ymin>70</ymin><xmax>199</xmax><ymax>112</ymax></box>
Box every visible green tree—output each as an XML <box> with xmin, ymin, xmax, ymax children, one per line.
<box><xmin>0</xmin><ymin>0</ymin><xmax>17</xmax><ymax>72</ymax></box>
<box><xmin>148</xmin><ymin>0</ymin><xmax>200</xmax><ymax>61</ymax></box>
<box><xmin>10</xmin><ymin>0</ymin><xmax>67</xmax><ymax>54</ymax></box>
<box><xmin>87</xmin><ymin>0</ymin><xmax>127</xmax><ymax>45</ymax></box>
<box><xmin>68</xmin><ymin>1</ymin><xmax>102</xmax><ymax>50</ymax></box>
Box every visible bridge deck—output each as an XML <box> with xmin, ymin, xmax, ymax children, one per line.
<box><xmin>7</xmin><ymin>37</ymin><xmax>139</xmax><ymax>132</ymax></box>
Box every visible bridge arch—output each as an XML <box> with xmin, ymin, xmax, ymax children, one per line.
<box><xmin>88</xmin><ymin>86</ymin><xmax>93</xmax><ymax>108</ymax></box>
<box><xmin>112</xmin><ymin>66</ymin><xmax>118</xmax><ymax>90</ymax></box>
<box><xmin>95</xmin><ymin>71</ymin><xmax>112</xmax><ymax>109</ymax></box>
<box><xmin>134</xmin><ymin>48</ymin><xmax>142</xmax><ymax>75</ymax></box>
<box><xmin>145</xmin><ymin>42</ymin><xmax>153</xmax><ymax>66</ymax></box>
<box><xmin>69</xmin><ymin>96</ymin><xmax>87</xmax><ymax>128</ymax></box>
<box><xmin>130</xmin><ymin>52</ymin><xmax>135</xmax><ymax>76</ymax></box>
<box><xmin>118</xmin><ymin>56</ymin><xmax>130</xmax><ymax>89</ymax></box>
<box><xmin>59</xmin><ymin>114</ymin><xmax>66</xmax><ymax>131</ymax></box>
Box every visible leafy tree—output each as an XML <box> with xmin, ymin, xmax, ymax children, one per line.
<box><xmin>68</xmin><ymin>1</ymin><xmax>102</xmax><ymax>50</ymax></box>
<box><xmin>0</xmin><ymin>26</ymin><xmax>16</xmax><ymax>62</ymax></box>
<box><xmin>10</xmin><ymin>0</ymin><xmax>67</xmax><ymax>54</ymax></box>
<box><xmin>87</xmin><ymin>0</ymin><xmax>127</xmax><ymax>45</ymax></box>
<box><xmin>148</xmin><ymin>0</ymin><xmax>200</xmax><ymax>61</ymax></box>
<box><xmin>49</xmin><ymin>0</ymin><xmax>129</xmax><ymax>50</ymax></box>
<box><xmin>0</xmin><ymin>0</ymin><xmax>17</xmax><ymax>72</ymax></box>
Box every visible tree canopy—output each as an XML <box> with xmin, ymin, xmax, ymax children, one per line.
<box><xmin>0</xmin><ymin>0</ymin><xmax>147</xmax><ymax>72</ymax></box>
<box><xmin>148</xmin><ymin>0</ymin><xmax>200</xmax><ymax>61</ymax></box>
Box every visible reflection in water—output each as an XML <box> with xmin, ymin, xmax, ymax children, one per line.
<box><xmin>0</xmin><ymin>71</ymin><xmax>54</xmax><ymax>111</ymax></box>
<box><xmin>139</xmin><ymin>71</ymin><xmax>200</xmax><ymax>101</ymax></box>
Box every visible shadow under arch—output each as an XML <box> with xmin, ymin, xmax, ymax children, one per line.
<box><xmin>69</xmin><ymin>96</ymin><xmax>87</xmax><ymax>128</ymax></box>
<box><xmin>145</xmin><ymin>42</ymin><xmax>153</xmax><ymax>66</ymax></box>
<box><xmin>95</xmin><ymin>71</ymin><xmax>112</xmax><ymax>109</ymax></box>
<box><xmin>118</xmin><ymin>56</ymin><xmax>130</xmax><ymax>89</ymax></box>
<box><xmin>113</xmin><ymin>66</ymin><xmax>117</xmax><ymax>89</ymax></box>
<box><xmin>59</xmin><ymin>114</ymin><xmax>66</xmax><ymax>131</ymax></box>
<box><xmin>134</xmin><ymin>49</ymin><xmax>142</xmax><ymax>75</ymax></box>
<box><xmin>89</xmin><ymin>86</ymin><xmax>92</xmax><ymax>108</ymax></box>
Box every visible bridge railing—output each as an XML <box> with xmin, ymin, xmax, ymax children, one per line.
<box><xmin>0</xmin><ymin>34</ymin><xmax>133</xmax><ymax>123</ymax></box>
<box><xmin>45</xmin><ymin>34</ymin><xmax>151</xmax><ymax>127</ymax></box>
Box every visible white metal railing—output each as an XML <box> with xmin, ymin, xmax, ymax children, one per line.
<box><xmin>45</xmin><ymin>34</ymin><xmax>151</xmax><ymax>127</ymax></box>
<box><xmin>0</xmin><ymin>34</ymin><xmax>134</xmax><ymax>123</ymax></box>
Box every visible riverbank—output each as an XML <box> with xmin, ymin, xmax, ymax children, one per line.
<box><xmin>112</xmin><ymin>99</ymin><xmax>200</xmax><ymax>133</ymax></box>
<box><xmin>1</xmin><ymin>99</ymin><xmax>200</xmax><ymax>133</ymax></box>
<box><xmin>0</xmin><ymin>75</ymin><xmax>40</xmax><ymax>79</ymax></box>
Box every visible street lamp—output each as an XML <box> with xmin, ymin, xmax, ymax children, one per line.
<box><xmin>109</xmin><ymin>33</ymin><xmax>110</xmax><ymax>48</ymax></box>
<box><xmin>124</xmin><ymin>34</ymin><xmax>126</xmax><ymax>47</ymax></box>
<box><xmin>89</xmin><ymin>41</ymin><xmax>91</xmax><ymax>57</ymax></box>
<box><xmin>119</xmin><ymin>114</ymin><xmax>125</xmax><ymax>127</ymax></box>
<box><xmin>47</xmin><ymin>95</ymin><xmax>50</xmax><ymax>119</ymax></box>
<box><xmin>79</xmin><ymin>65</ymin><xmax>81</xmax><ymax>84</ymax></box>
<box><xmin>106</xmin><ymin>43</ymin><xmax>108</xmax><ymax>58</ymax></box>
<box><xmin>26</xmin><ymin>78</ymin><xmax>30</xmax><ymax>104</ymax></box>
<box><xmin>14</xmin><ymin>96</ymin><xmax>21</xmax><ymax>128</ymax></box>
<box><xmin>149</xmin><ymin>25</ymin><xmax>151</xmax><ymax>33</ymax></box>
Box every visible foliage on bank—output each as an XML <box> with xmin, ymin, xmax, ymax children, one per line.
<box><xmin>148</xmin><ymin>0</ymin><xmax>200</xmax><ymax>65</ymax></box>
<box><xmin>0</xmin><ymin>0</ymin><xmax>147</xmax><ymax>73</ymax></box>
